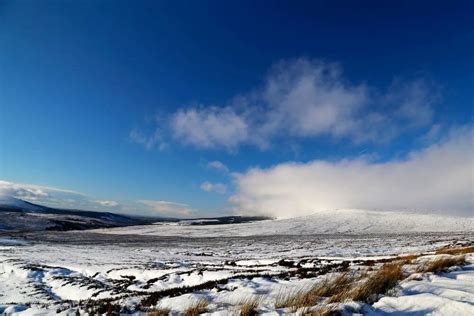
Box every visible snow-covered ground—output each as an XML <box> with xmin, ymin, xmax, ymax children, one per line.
<box><xmin>0</xmin><ymin>225</ymin><xmax>473</xmax><ymax>315</ymax></box>
<box><xmin>370</xmin><ymin>255</ymin><xmax>474</xmax><ymax>315</ymax></box>
<box><xmin>96</xmin><ymin>209</ymin><xmax>474</xmax><ymax>236</ymax></box>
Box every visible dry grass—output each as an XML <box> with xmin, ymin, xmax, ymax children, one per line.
<box><xmin>312</xmin><ymin>273</ymin><xmax>355</xmax><ymax>298</ymax></box>
<box><xmin>351</xmin><ymin>262</ymin><xmax>404</xmax><ymax>303</ymax></box>
<box><xmin>238</xmin><ymin>296</ymin><xmax>262</xmax><ymax>316</ymax></box>
<box><xmin>274</xmin><ymin>273</ymin><xmax>355</xmax><ymax>311</ymax></box>
<box><xmin>417</xmin><ymin>255</ymin><xmax>466</xmax><ymax>273</ymax></box>
<box><xmin>305</xmin><ymin>303</ymin><xmax>343</xmax><ymax>316</ymax></box>
<box><xmin>396</xmin><ymin>254</ymin><xmax>420</xmax><ymax>264</ymax></box>
<box><xmin>306</xmin><ymin>305</ymin><xmax>340</xmax><ymax>316</ymax></box>
<box><xmin>183</xmin><ymin>298</ymin><xmax>209</xmax><ymax>316</ymax></box>
<box><xmin>274</xmin><ymin>287</ymin><xmax>305</xmax><ymax>310</ymax></box>
<box><xmin>436</xmin><ymin>246</ymin><xmax>474</xmax><ymax>255</ymax></box>
<box><xmin>148</xmin><ymin>251</ymin><xmax>469</xmax><ymax>314</ymax></box>
<box><xmin>145</xmin><ymin>308</ymin><xmax>170</xmax><ymax>316</ymax></box>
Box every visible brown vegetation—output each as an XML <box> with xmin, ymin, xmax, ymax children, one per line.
<box><xmin>308</xmin><ymin>306</ymin><xmax>341</xmax><ymax>316</ymax></box>
<box><xmin>145</xmin><ymin>308</ymin><xmax>171</xmax><ymax>316</ymax></box>
<box><xmin>183</xmin><ymin>298</ymin><xmax>209</xmax><ymax>316</ymax></box>
<box><xmin>350</xmin><ymin>262</ymin><xmax>404</xmax><ymax>303</ymax></box>
<box><xmin>238</xmin><ymin>297</ymin><xmax>261</xmax><ymax>316</ymax></box>
<box><xmin>274</xmin><ymin>273</ymin><xmax>356</xmax><ymax>311</ymax></box>
<box><xmin>417</xmin><ymin>255</ymin><xmax>466</xmax><ymax>273</ymax></box>
<box><xmin>396</xmin><ymin>254</ymin><xmax>420</xmax><ymax>264</ymax></box>
<box><xmin>435</xmin><ymin>246</ymin><xmax>474</xmax><ymax>255</ymax></box>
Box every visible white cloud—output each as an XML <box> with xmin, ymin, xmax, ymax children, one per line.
<box><xmin>137</xmin><ymin>200</ymin><xmax>194</xmax><ymax>217</ymax></box>
<box><xmin>0</xmin><ymin>180</ymin><xmax>198</xmax><ymax>217</ymax></box>
<box><xmin>0</xmin><ymin>180</ymin><xmax>82</xmax><ymax>203</ymax></box>
<box><xmin>230</xmin><ymin>126</ymin><xmax>474</xmax><ymax>218</ymax></box>
<box><xmin>171</xmin><ymin>106</ymin><xmax>249</xmax><ymax>150</ymax></box>
<box><xmin>94</xmin><ymin>200</ymin><xmax>119</xmax><ymax>207</ymax></box>
<box><xmin>260</xmin><ymin>59</ymin><xmax>368</xmax><ymax>139</ymax></box>
<box><xmin>207</xmin><ymin>160</ymin><xmax>229</xmax><ymax>173</ymax></box>
<box><xmin>167</xmin><ymin>58</ymin><xmax>437</xmax><ymax>150</ymax></box>
<box><xmin>0</xmin><ymin>180</ymin><xmax>121</xmax><ymax>211</ymax></box>
<box><xmin>200</xmin><ymin>181</ymin><xmax>227</xmax><ymax>194</ymax></box>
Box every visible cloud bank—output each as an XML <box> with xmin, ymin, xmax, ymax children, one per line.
<box><xmin>231</xmin><ymin>127</ymin><xmax>474</xmax><ymax>217</ymax></box>
<box><xmin>162</xmin><ymin>58</ymin><xmax>437</xmax><ymax>151</ymax></box>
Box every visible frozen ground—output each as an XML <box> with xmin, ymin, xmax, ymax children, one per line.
<box><xmin>0</xmin><ymin>224</ymin><xmax>473</xmax><ymax>315</ymax></box>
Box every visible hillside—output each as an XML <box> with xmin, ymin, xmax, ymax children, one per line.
<box><xmin>97</xmin><ymin>209</ymin><xmax>474</xmax><ymax>236</ymax></box>
<box><xmin>0</xmin><ymin>195</ymin><xmax>144</xmax><ymax>232</ymax></box>
<box><xmin>0</xmin><ymin>195</ymin><xmax>270</xmax><ymax>232</ymax></box>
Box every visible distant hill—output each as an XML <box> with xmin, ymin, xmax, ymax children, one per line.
<box><xmin>0</xmin><ymin>195</ymin><xmax>271</xmax><ymax>232</ymax></box>
<box><xmin>0</xmin><ymin>195</ymin><xmax>147</xmax><ymax>232</ymax></box>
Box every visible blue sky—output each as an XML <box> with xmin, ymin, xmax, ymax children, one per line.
<box><xmin>0</xmin><ymin>1</ymin><xmax>473</xmax><ymax>217</ymax></box>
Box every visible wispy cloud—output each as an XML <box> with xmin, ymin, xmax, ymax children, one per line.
<box><xmin>230</xmin><ymin>126</ymin><xmax>473</xmax><ymax>217</ymax></box>
<box><xmin>164</xmin><ymin>58</ymin><xmax>438</xmax><ymax>150</ymax></box>
<box><xmin>200</xmin><ymin>181</ymin><xmax>227</xmax><ymax>194</ymax></box>
<box><xmin>129</xmin><ymin>128</ymin><xmax>167</xmax><ymax>151</ymax></box>
<box><xmin>94</xmin><ymin>200</ymin><xmax>119</xmax><ymax>207</ymax></box>
<box><xmin>137</xmin><ymin>200</ymin><xmax>194</xmax><ymax>217</ymax></box>
<box><xmin>207</xmin><ymin>160</ymin><xmax>229</xmax><ymax>173</ymax></box>
<box><xmin>171</xmin><ymin>106</ymin><xmax>249</xmax><ymax>150</ymax></box>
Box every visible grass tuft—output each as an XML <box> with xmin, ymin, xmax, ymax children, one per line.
<box><xmin>417</xmin><ymin>255</ymin><xmax>466</xmax><ymax>273</ymax></box>
<box><xmin>349</xmin><ymin>262</ymin><xmax>404</xmax><ymax>304</ymax></box>
<box><xmin>183</xmin><ymin>298</ymin><xmax>208</xmax><ymax>316</ymax></box>
<box><xmin>238</xmin><ymin>296</ymin><xmax>262</xmax><ymax>316</ymax></box>
<box><xmin>435</xmin><ymin>246</ymin><xmax>474</xmax><ymax>255</ymax></box>
<box><xmin>274</xmin><ymin>273</ymin><xmax>355</xmax><ymax>311</ymax></box>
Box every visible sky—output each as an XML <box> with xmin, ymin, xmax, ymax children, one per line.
<box><xmin>0</xmin><ymin>1</ymin><xmax>473</xmax><ymax>217</ymax></box>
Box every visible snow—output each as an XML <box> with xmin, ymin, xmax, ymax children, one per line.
<box><xmin>97</xmin><ymin>209</ymin><xmax>474</xmax><ymax>237</ymax></box>
<box><xmin>0</xmin><ymin>238</ymin><xmax>28</xmax><ymax>246</ymax></box>
<box><xmin>369</xmin><ymin>255</ymin><xmax>474</xmax><ymax>315</ymax></box>
<box><xmin>0</xmin><ymin>218</ymin><xmax>472</xmax><ymax>315</ymax></box>
<box><xmin>0</xmin><ymin>194</ymin><xmax>43</xmax><ymax>211</ymax></box>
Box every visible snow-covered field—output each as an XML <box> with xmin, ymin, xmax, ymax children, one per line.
<box><xmin>97</xmin><ymin>209</ymin><xmax>474</xmax><ymax>236</ymax></box>
<box><xmin>1</xmin><ymin>219</ymin><xmax>473</xmax><ymax>315</ymax></box>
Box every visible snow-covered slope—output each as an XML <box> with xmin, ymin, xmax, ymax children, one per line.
<box><xmin>0</xmin><ymin>195</ymin><xmax>44</xmax><ymax>212</ymax></box>
<box><xmin>98</xmin><ymin>209</ymin><xmax>474</xmax><ymax>236</ymax></box>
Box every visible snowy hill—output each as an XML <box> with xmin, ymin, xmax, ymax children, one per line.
<box><xmin>0</xmin><ymin>195</ymin><xmax>270</xmax><ymax>232</ymax></box>
<box><xmin>98</xmin><ymin>209</ymin><xmax>474</xmax><ymax>236</ymax></box>
<box><xmin>0</xmin><ymin>195</ymin><xmax>146</xmax><ymax>232</ymax></box>
<box><xmin>0</xmin><ymin>195</ymin><xmax>44</xmax><ymax>212</ymax></box>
